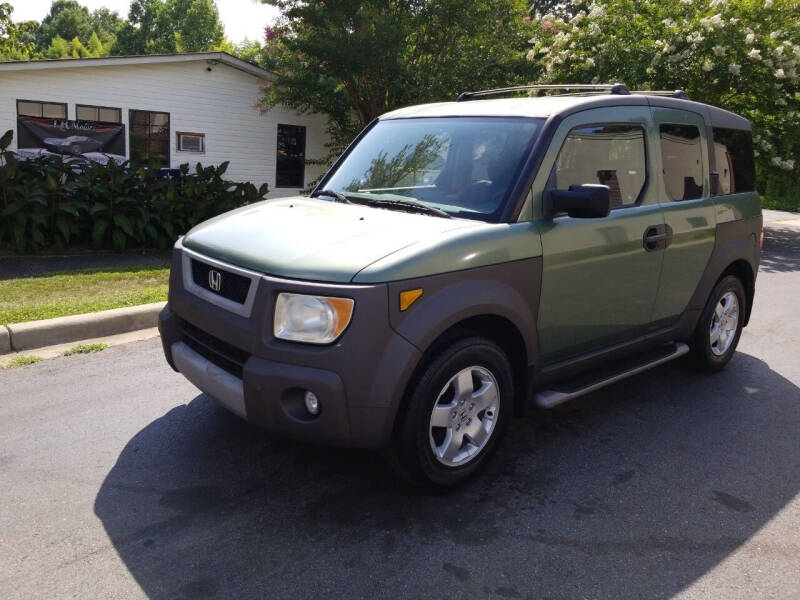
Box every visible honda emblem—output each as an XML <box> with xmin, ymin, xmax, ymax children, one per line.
<box><xmin>208</xmin><ymin>269</ymin><xmax>222</xmax><ymax>292</ymax></box>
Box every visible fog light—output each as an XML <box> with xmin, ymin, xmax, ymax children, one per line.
<box><xmin>304</xmin><ymin>390</ymin><xmax>320</xmax><ymax>415</ymax></box>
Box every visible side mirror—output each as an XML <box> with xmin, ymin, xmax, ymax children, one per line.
<box><xmin>545</xmin><ymin>184</ymin><xmax>611</xmax><ymax>219</ymax></box>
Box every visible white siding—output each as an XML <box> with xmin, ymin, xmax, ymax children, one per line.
<box><xmin>0</xmin><ymin>60</ymin><xmax>330</xmax><ymax>197</ymax></box>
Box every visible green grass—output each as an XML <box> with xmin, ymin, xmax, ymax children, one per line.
<box><xmin>761</xmin><ymin>196</ymin><xmax>800</xmax><ymax>213</ymax></box>
<box><xmin>0</xmin><ymin>264</ymin><xmax>169</xmax><ymax>326</ymax></box>
<box><xmin>4</xmin><ymin>354</ymin><xmax>42</xmax><ymax>368</ymax></box>
<box><xmin>63</xmin><ymin>342</ymin><xmax>108</xmax><ymax>356</ymax></box>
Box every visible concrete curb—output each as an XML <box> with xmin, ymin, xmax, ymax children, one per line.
<box><xmin>4</xmin><ymin>301</ymin><xmax>166</xmax><ymax>353</ymax></box>
<box><xmin>1</xmin><ymin>326</ymin><xmax>10</xmax><ymax>354</ymax></box>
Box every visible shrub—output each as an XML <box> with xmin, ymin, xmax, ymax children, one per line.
<box><xmin>0</xmin><ymin>129</ymin><xmax>268</xmax><ymax>252</ymax></box>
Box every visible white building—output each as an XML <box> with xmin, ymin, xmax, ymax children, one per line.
<box><xmin>0</xmin><ymin>52</ymin><xmax>330</xmax><ymax>197</ymax></box>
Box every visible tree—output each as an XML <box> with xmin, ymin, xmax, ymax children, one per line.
<box><xmin>35</xmin><ymin>0</ymin><xmax>93</xmax><ymax>51</ymax></box>
<box><xmin>259</xmin><ymin>0</ymin><xmax>537</xmax><ymax>154</ymax></box>
<box><xmin>0</xmin><ymin>3</ymin><xmax>37</xmax><ymax>60</ymax></box>
<box><xmin>115</xmin><ymin>0</ymin><xmax>225</xmax><ymax>54</ymax></box>
<box><xmin>526</xmin><ymin>0</ymin><xmax>800</xmax><ymax>200</ymax></box>
<box><xmin>44</xmin><ymin>34</ymin><xmax>70</xmax><ymax>58</ymax></box>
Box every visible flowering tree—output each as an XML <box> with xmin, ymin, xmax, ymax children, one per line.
<box><xmin>527</xmin><ymin>0</ymin><xmax>800</xmax><ymax>200</ymax></box>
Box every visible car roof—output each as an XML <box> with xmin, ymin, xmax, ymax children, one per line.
<box><xmin>381</xmin><ymin>94</ymin><xmax>750</xmax><ymax>130</ymax></box>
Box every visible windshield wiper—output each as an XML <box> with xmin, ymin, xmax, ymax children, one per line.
<box><xmin>311</xmin><ymin>189</ymin><xmax>352</xmax><ymax>204</ymax></box>
<box><xmin>356</xmin><ymin>197</ymin><xmax>451</xmax><ymax>219</ymax></box>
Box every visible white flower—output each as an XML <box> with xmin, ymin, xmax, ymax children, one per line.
<box><xmin>702</xmin><ymin>59</ymin><xmax>714</xmax><ymax>71</ymax></box>
<box><xmin>776</xmin><ymin>98</ymin><xmax>787</xmax><ymax>105</ymax></box>
<box><xmin>680</xmin><ymin>0</ymin><xmax>693</xmax><ymax>4</ymax></box>
<box><xmin>764</xmin><ymin>0</ymin><xmax>774</xmax><ymax>8</ymax></box>
<box><xmin>588</xmin><ymin>22</ymin><xmax>601</xmax><ymax>37</ymax></box>
<box><xmin>745</xmin><ymin>33</ymin><xmax>756</xmax><ymax>45</ymax></box>
<box><xmin>713</xmin><ymin>45</ymin><xmax>726</xmax><ymax>56</ymax></box>
<box><xmin>753</xmin><ymin>150</ymin><xmax>760</xmax><ymax>157</ymax></box>
<box><xmin>588</xmin><ymin>3</ymin><xmax>606</xmax><ymax>18</ymax></box>
<box><xmin>662</xmin><ymin>18</ymin><xmax>675</xmax><ymax>28</ymax></box>
<box><xmin>729</xmin><ymin>17</ymin><xmax>739</xmax><ymax>24</ymax></box>
<box><xmin>728</xmin><ymin>63</ymin><xmax>741</xmax><ymax>75</ymax></box>
<box><xmin>773</xmin><ymin>46</ymin><xmax>785</xmax><ymax>57</ymax></box>
<box><xmin>710</xmin><ymin>0</ymin><xmax>728</xmax><ymax>7</ymax></box>
<box><xmin>585</xmin><ymin>57</ymin><xmax>596</xmax><ymax>67</ymax></box>
<box><xmin>748</xmin><ymin>48</ymin><xmax>762</xmax><ymax>60</ymax></box>
<box><xmin>781</xmin><ymin>159</ymin><xmax>795</xmax><ymax>171</ymax></box>
<box><xmin>775</xmin><ymin>68</ymin><xmax>786</xmax><ymax>78</ymax></box>
<box><xmin>771</xmin><ymin>156</ymin><xmax>782</xmax><ymax>166</ymax></box>
<box><xmin>769</xmin><ymin>31</ymin><xmax>780</xmax><ymax>39</ymax></box>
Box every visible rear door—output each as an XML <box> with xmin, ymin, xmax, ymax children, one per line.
<box><xmin>535</xmin><ymin>106</ymin><xmax>666</xmax><ymax>364</ymax></box>
<box><xmin>649</xmin><ymin>107</ymin><xmax>717</xmax><ymax>325</ymax></box>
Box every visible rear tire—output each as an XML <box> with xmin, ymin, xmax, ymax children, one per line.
<box><xmin>390</xmin><ymin>336</ymin><xmax>514</xmax><ymax>487</ymax></box>
<box><xmin>689</xmin><ymin>275</ymin><xmax>746</xmax><ymax>371</ymax></box>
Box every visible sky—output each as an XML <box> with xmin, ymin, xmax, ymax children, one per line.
<box><xmin>8</xmin><ymin>0</ymin><xmax>281</xmax><ymax>44</ymax></box>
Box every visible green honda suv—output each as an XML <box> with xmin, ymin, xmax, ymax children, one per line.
<box><xmin>159</xmin><ymin>83</ymin><xmax>761</xmax><ymax>486</ymax></box>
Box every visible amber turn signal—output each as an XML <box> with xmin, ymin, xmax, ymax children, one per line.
<box><xmin>399</xmin><ymin>288</ymin><xmax>423</xmax><ymax>311</ymax></box>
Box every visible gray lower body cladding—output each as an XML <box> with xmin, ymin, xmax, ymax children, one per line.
<box><xmin>159</xmin><ymin>246</ymin><xmax>421</xmax><ymax>448</ymax></box>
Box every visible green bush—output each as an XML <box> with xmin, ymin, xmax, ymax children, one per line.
<box><xmin>0</xmin><ymin>129</ymin><xmax>268</xmax><ymax>252</ymax></box>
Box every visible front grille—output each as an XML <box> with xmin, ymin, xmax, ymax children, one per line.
<box><xmin>191</xmin><ymin>258</ymin><xmax>251</xmax><ymax>304</ymax></box>
<box><xmin>181</xmin><ymin>320</ymin><xmax>249</xmax><ymax>379</ymax></box>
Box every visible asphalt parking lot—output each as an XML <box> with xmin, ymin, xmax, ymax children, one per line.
<box><xmin>1</xmin><ymin>221</ymin><xmax>799</xmax><ymax>600</ymax></box>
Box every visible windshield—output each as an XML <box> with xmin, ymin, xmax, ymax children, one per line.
<box><xmin>323</xmin><ymin>117</ymin><xmax>544</xmax><ymax>221</ymax></box>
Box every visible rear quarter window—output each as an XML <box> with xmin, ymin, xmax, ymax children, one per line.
<box><xmin>712</xmin><ymin>128</ymin><xmax>755</xmax><ymax>195</ymax></box>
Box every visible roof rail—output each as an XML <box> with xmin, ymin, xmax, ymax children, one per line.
<box><xmin>630</xmin><ymin>89</ymin><xmax>689</xmax><ymax>100</ymax></box>
<box><xmin>456</xmin><ymin>83</ymin><xmax>630</xmax><ymax>101</ymax></box>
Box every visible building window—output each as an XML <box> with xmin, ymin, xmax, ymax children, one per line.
<box><xmin>551</xmin><ymin>124</ymin><xmax>647</xmax><ymax>208</ymax></box>
<box><xmin>276</xmin><ymin>124</ymin><xmax>306</xmax><ymax>188</ymax></box>
<box><xmin>712</xmin><ymin>128</ymin><xmax>755</xmax><ymax>195</ymax></box>
<box><xmin>129</xmin><ymin>109</ymin><xmax>170</xmax><ymax>166</ymax></box>
<box><xmin>76</xmin><ymin>104</ymin><xmax>122</xmax><ymax>124</ymax></box>
<box><xmin>177</xmin><ymin>132</ymin><xmax>205</xmax><ymax>153</ymax></box>
<box><xmin>17</xmin><ymin>100</ymin><xmax>67</xmax><ymax>119</ymax></box>
<box><xmin>659</xmin><ymin>124</ymin><xmax>704</xmax><ymax>201</ymax></box>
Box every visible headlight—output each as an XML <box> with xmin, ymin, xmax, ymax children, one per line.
<box><xmin>273</xmin><ymin>293</ymin><xmax>354</xmax><ymax>344</ymax></box>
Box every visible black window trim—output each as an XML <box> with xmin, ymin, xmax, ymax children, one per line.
<box><xmin>128</xmin><ymin>108</ymin><xmax>171</xmax><ymax>167</ymax></box>
<box><xmin>276</xmin><ymin>123</ymin><xmax>307</xmax><ymax>189</ymax></box>
<box><xmin>658</xmin><ymin>122</ymin><xmax>706</xmax><ymax>203</ymax></box>
<box><xmin>548</xmin><ymin>120</ymin><xmax>651</xmax><ymax>212</ymax></box>
<box><xmin>16</xmin><ymin>98</ymin><xmax>68</xmax><ymax>119</ymax></box>
<box><xmin>75</xmin><ymin>103</ymin><xmax>123</xmax><ymax>124</ymax></box>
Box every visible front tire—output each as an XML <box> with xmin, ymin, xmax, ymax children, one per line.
<box><xmin>390</xmin><ymin>336</ymin><xmax>514</xmax><ymax>487</ymax></box>
<box><xmin>689</xmin><ymin>275</ymin><xmax>746</xmax><ymax>371</ymax></box>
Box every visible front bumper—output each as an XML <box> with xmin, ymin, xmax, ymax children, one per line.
<box><xmin>159</xmin><ymin>244</ymin><xmax>421</xmax><ymax>448</ymax></box>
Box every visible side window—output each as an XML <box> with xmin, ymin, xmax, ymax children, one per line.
<box><xmin>552</xmin><ymin>124</ymin><xmax>646</xmax><ymax>208</ymax></box>
<box><xmin>712</xmin><ymin>128</ymin><xmax>755</xmax><ymax>195</ymax></box>
<box><xmin>659</xmin><ymin>124</ymin><xmax>703</xmax><ymax>201</ymax></box>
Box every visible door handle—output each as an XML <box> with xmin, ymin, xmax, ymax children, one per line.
<box><xmin>643</xmin><ymin>225</ymin><xmax>673</xmax><ymax>251</ymax></box>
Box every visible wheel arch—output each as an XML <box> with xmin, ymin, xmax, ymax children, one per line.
<box><xmin>719</xmin><ymin>259</ymin><xmax>756</xmax><ymax>325</ymax></box>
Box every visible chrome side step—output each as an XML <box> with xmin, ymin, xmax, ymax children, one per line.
<box><xmin>534</xmin><ymin>342</ymin><xmax>690</xmax><ymax>409</ymax></box>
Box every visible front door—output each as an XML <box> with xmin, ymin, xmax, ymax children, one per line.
<box><xmin>534</xmin><ymin>106</ymin><xmax>665</xmax><ymax>364</ymax></box>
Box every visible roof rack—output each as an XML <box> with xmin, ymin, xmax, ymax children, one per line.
<box><xmin>455</xmin><ymin>83</ymin><xmax>689</xmax><ymax>101</ymax></box>
<box><xmin>456</xmin><ymin>83</ymin><xmax>630</xmax><ymax>101</ymax></box>
<box><xmin>630</xmin><ymin>89</ymin><xmax>689</xmax><ymax>100</ymax></box>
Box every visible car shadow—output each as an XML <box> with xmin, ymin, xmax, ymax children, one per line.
<box><xmin>761</xmin><ymin>225</ymin><xmax>800</xmax><ymax>273</ymax></box>
<box><xmin>95</xmin><ymin>351</ymin><xmax>800</xmax><ymax>600</ymax></box>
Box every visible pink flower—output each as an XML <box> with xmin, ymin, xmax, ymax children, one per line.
<box><xmin>523</xmin><ymin>16</ymin><xmax>532</xmax><ymax>25</ymax></box>
<box><xmin>542</xmin><ymin>19</ymin><xmax>554</xmax><ymax>31</ymax></box>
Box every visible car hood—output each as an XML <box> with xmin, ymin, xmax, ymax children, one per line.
<box><xmin>181</xmin><ymin>196</ymin><xmax>480</xmax><ymax>282</ymax></box>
